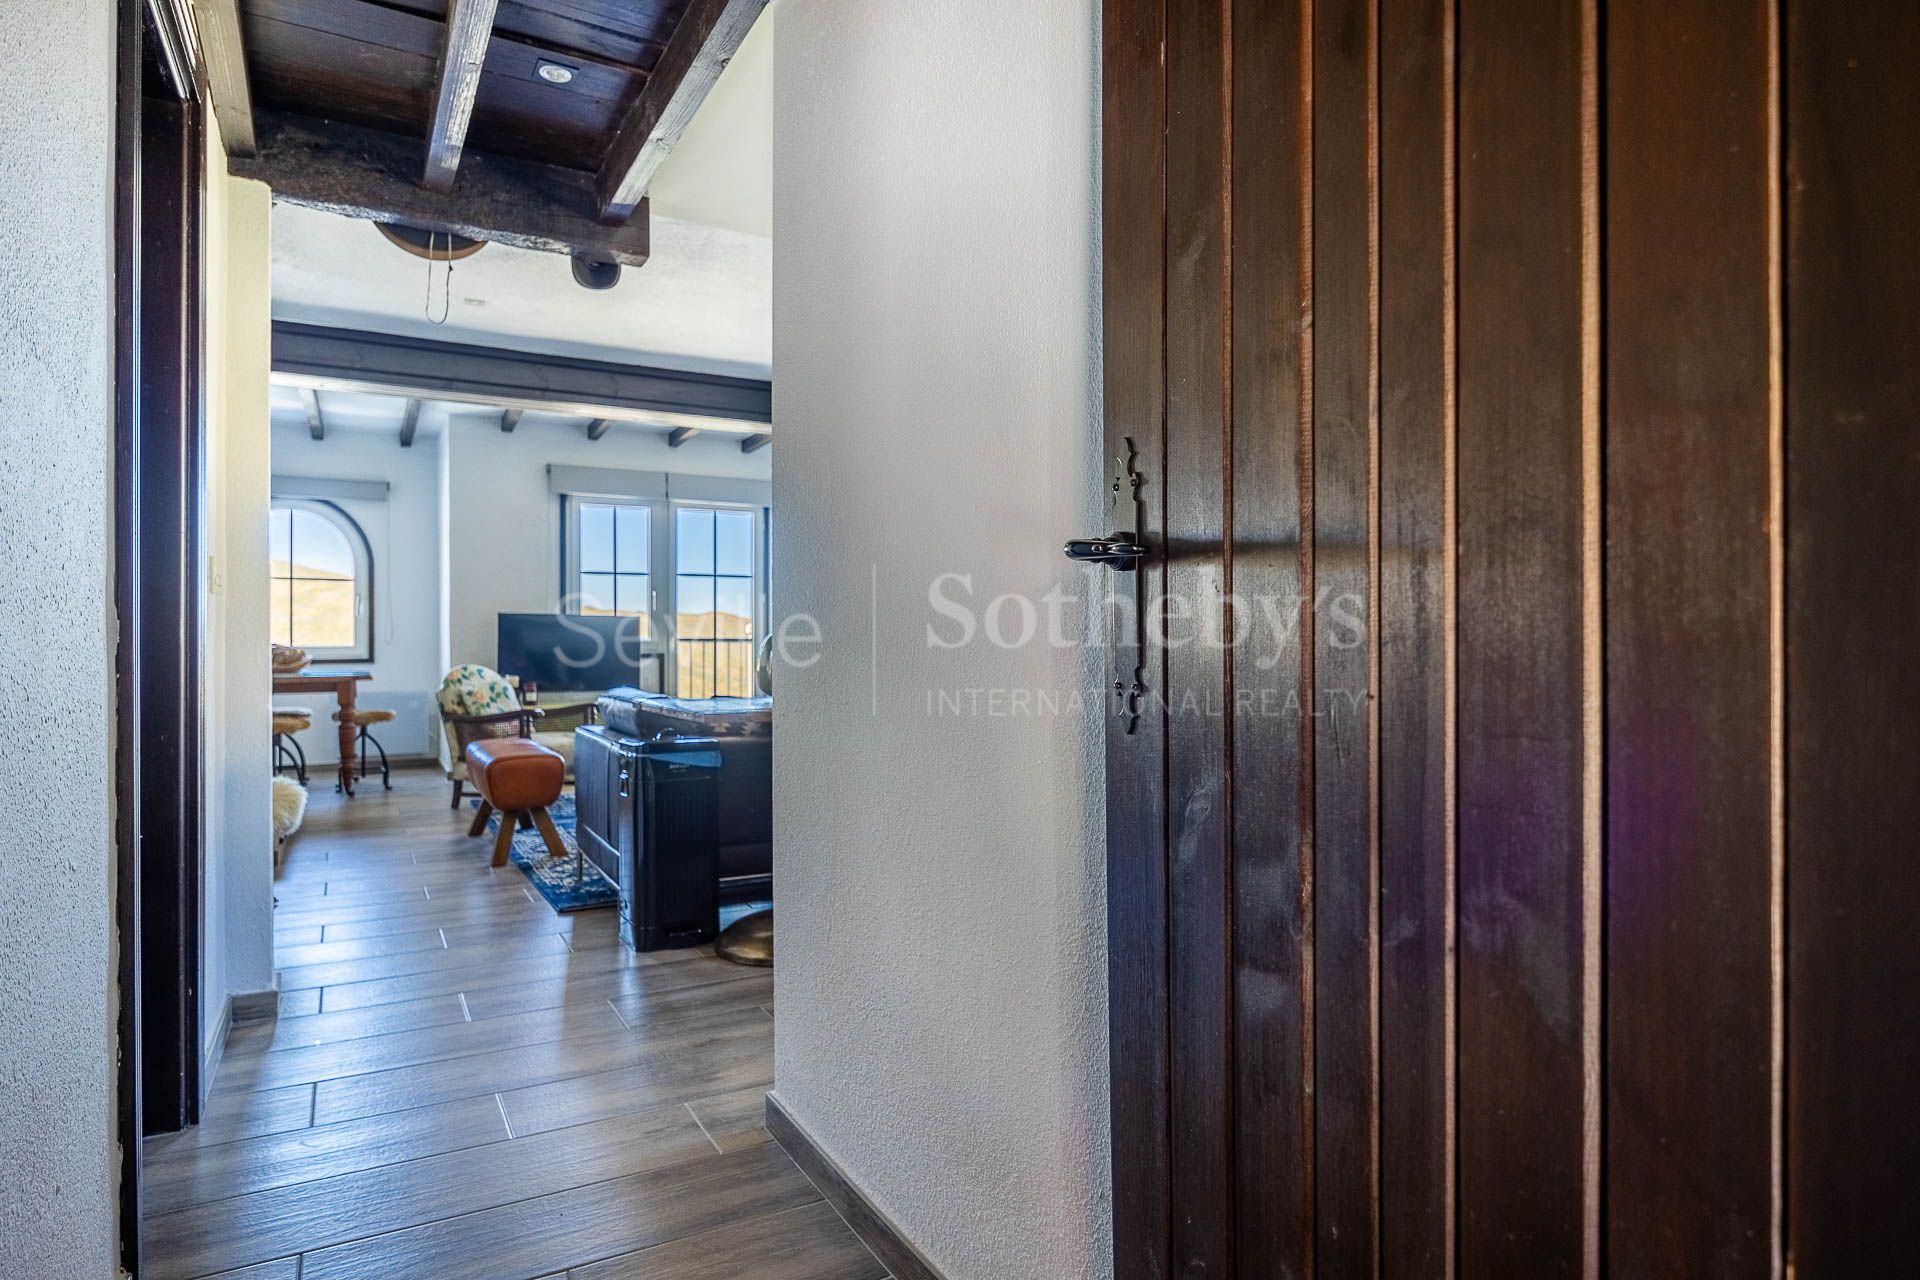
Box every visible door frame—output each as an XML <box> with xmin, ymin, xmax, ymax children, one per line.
<box><xmin>115</xmin><ymin>0</ymin><xmax>208</xmax><ymax>1270</ymax></box>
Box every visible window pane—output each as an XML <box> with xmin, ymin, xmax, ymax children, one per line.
<box><xmin>676</xmin><ymin>508</ymin><xmax>714</xmax><ymax>574</ymax></box>
<box><xmin>615</xmin><ymin>573</ymin><xmax>651</xmax><ymax>619</ymax></box>
<box><xmin>715</xmin><ymin>510</ymin><xmax>753</xmax><ymax>576</ymax></box>
<box><xmin>289</xmin><ymin>508</ymin><xmax>354</xmax><ymax>580</ymax></box>
<box><xmin>717</xmin><ymin>640</ymin><xmax>752</xmax><ymax>697</ymax></box>
<box><xmin>269</xmin><ymin>507</ymin><xmax>292</xmax><ymax>579</ymax></box>
<box><xmin>291</xmin><ymin>579</ymin><xmax>355</xmax><ymax>648</ymax></box>
<box><xmin>615</xmin><ymin>506</ymin><xmax>649</xmax><ymax>574</ymax></box>
<box><xmin>677</xmin><ymin>641</ymin><xmax>715</xmax><ymax>699</ymax></box>
<box><xmin>578</xmin><ymin>573</ymin><xmax>616</xmax><ymax>616</ymax></box>
<box><xmin>270</xmin><ymin>578</ymin><xmax>293</xmax><ymax>646</ymax></box>
<box><xmin>579</xmin><ymin>504</ymin><xmax>615</xmax><ymax>572</ymax></box>
<box><xmin>676</xmin><ymin>575</ymin><xmax>715</xmax><ymax>638</ymax></box>
<box><xmin>714</xmin><ymin>579</ymin><xmax>753</xmax><ymax>639</ymax></box>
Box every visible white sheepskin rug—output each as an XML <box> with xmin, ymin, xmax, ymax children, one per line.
<box><xmin>272</xmin><ymin>776</ymin><xmax>308</xmax><ymax>848</ymax></box>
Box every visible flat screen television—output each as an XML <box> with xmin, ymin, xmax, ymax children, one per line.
<box><xmin>496</xmin><ymin>612</ymin><xmax>664</xmax><ymax>693</ymax></box>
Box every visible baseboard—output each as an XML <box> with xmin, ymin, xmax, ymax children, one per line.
<box><xmin>200</xmin><ymin>996</ymin><xmax>233</xmax><ymax>1103</ymax></box>
<box><xmin>764</xmin><ymin>1092</ymin><xmax>946</xmax><ymax>1280</ymax></box>
<box><xmin>231</xmin><ymin>980</ymin><xmax>280</xmax><ymax>1026</ymax></box>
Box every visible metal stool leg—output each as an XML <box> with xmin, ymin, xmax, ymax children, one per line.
<box><xmin>289</xmin><ymin>733</ymin><xmax>309</xmax><ymax>786</ymax></box>
<box><xmin>358</xmin><ymin>724</ymin><xmax>392</xmax><ymax>790</ymax></box>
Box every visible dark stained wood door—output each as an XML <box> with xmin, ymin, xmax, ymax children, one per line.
<box><xmin>1098</xmin><ymin>0</ymin><xmax>1920</xmax><ymax>1275</ymax></box>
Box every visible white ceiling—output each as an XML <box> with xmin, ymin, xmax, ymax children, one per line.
<box><xmin>266</xmin><ymin>7</ymin><xmax>775</xmax><ymax>378</ymax></box>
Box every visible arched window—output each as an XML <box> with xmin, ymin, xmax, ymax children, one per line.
<box><xmin>269</xmin><ymin>499</ymin><xmax>372</xmax><ymax>661</ymax></box>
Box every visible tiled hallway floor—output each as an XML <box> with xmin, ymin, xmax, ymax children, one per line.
<box><xmin>143</xmin><ymin>765</ymin><xmax>881</xmax><ymax>1280</ymax></box>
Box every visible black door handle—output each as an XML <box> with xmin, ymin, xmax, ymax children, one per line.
<box><xmin>1064</xmin><ymin>532</ymin><xmax>1146</xmax><ymax>569</ymax></box>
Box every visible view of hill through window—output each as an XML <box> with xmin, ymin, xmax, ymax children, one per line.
<box><xmin>574</xmin><ymin>501</ymin><xmax>756</xmax><ymax>698</ymax></box>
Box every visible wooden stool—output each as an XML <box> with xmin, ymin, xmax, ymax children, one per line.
<box><xmin>333</xmin><ymin>707</ymin><xmax>397</xmax><ymax>791</ymax></box>
<box><xmin>463</xmin><ymin>738</ymin><xmax>568</xmax><ymax>868</ymax></box>
<box><xmin>272</xmin><ymin>708</ymin><xmax>314</xmax><ymax>785</ymax></box>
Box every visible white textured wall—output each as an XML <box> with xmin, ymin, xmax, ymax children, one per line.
<box><xmin>204</xmin><ymin>162</ymin><xmax>278</xmax><ymax>1045</ymax></box>
<box><xmin>0</xmin><ymin>2</ymin><xmax>120</xmax><ymax>1273</ymax></box>
<box><xmin>269</xmin><ymin>423</ymin><xmax>444</xmax><ymax>763</ymax></box>
<box><xmin>769</xmin><ymin>3</ymin><xmax>1109</xmax><ymax>1277</ymax></box>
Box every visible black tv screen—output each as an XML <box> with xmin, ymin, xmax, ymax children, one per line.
<box><xmin>496</xmin><ymin>613</ymin><xmax>664</xmax><ymax>693</ymax></box>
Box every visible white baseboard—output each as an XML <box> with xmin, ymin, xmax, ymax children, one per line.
<box><xmin>200</xmin><ymin>996</ymin><xmax>232</xmax><ymax>1103</ymax></box>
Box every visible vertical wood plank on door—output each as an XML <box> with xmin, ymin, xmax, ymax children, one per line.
<box><xmin>1165</xmin><ymin>0</ymin><xmax>1235</xmax><ymax>1274</ymax></box>
<box><xmin>1455</xmin><ymin>0</ymin><xmax>1596</xmax><ymax>1271</ymax></box>
<box><xmin>1229</xmin><ymin>0</ymin><xmax>1314</xmax><ymax>1275</ymax></box>
<box><xmin>1785</xmin><ymin>0</ymin><xmax>1920</xmax><ymax>1270</ymax></box>
<box><xmin>1378</xmin><ymin>0</ymin><xmax>1455</xmax><ymax>1271</ymax></box>
<box><xmin>1101</xmin><ymin>0</ymin><xmax>1172</xmax><ymax>1276</ymax></box>
<box><xmin>1311</xmin><ymin>0</ymin><xmax>1382</xmax><ymax>1271</ymax></box>
<box><xmin>1603</xmin><ymin>0</ymin><xmax>1778</xmax><ymax>1273</ymax></box>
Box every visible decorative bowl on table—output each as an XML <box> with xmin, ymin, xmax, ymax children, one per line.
<box><xmin>271</xmin><ymin>644</ymin><xmax>311</xmax><ymax>675</ymax></box>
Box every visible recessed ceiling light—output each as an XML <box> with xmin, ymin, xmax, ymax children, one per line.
<box><xmin>535</xmin><ymin>60</ymin><xmax>577</xmax><ymax>85</ymax></box>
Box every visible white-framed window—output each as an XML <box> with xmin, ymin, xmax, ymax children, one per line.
<box><xmin>566</xmin><ymin>499</ymin><xmax>661</xmax><ymax>634</ymax></box>
<box><xmin>269</xmin><ymin>499</ymin><xmax>372</xmax><ymax>661</ymax></box>
<box><xmin>563</xmin><ymin>495</ymin><xmax>764</xmax><ymax>698</ymax></box>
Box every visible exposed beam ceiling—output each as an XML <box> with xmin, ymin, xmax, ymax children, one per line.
<box><xmin>596</xmin><ymin>0</ymin><xmax>768</xmax><ymax>222</ymax></box>
<box><xmin>740</xmin><ymin>433</ymin><xmax>771</xmax><ymax>454</ymax></box>
<box><xmin>191</xmin><ymin>0</ymin><xmax>256</xmax><ymax>156</ymax></box>
<box><xmin>586</xmin><ymin>418</ymin><xmax>613</xmax><ymax>441</ymax></box>
<box><xmin>231</xmin><ymin>112</ymin><xmax>651</xmax><ymax>267</ymax></box>
<box><xmin>398</xmin><ymin>398</ymin><xmax>421</xmax><ymax>447</ymax></box>
<box><xmin>271</xmin><ymin>322</ymin><xmax>772</xmax><ymax>428</ymax></box>
<box><xmin>499</xmin><ymin>408</ymin><xmax>523</xmax><ymax>433</ymax></box>
<box><xmin>667</xmin><ymin>426</ymin><xmax>700</xmax><ymax>447</ymax></box>
<box><xmin>423</xmin><ymin>0</ymin><xmax>502</xmax><ymax>191</ymax></box>
<box><xmin>299</xmin><ymin>387</ymin><xmax>324</xmax><ymax>440</ymax></box>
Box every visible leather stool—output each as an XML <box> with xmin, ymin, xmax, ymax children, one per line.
<box><xmin>333</xmin><ymin>707</ymin><xmax>397</xmax><ymax>791</ymax></box>
<box><xmin>463</xmin><ymin>738</ymin><xmax>568</xmax><ymax>868</ymax></box>
<box><xmin>272</xmin><ymin>708</ymin><xmax>314</xmax><ymax>785</ymax></box>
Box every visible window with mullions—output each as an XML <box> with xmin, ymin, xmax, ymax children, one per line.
<box><xmin>674</xmin><ymin>506</ymin><xmax>756</xmax><ymax>698</ymax></box>
<box><xmin>569</xmin><ymin>501</ymin><xmax>653</xmax><ymax>635</ymax></box>
<box><xmin>269</xmin><ymin>499</ymin><xmax>372</xmax><ymax>661</ymax></box>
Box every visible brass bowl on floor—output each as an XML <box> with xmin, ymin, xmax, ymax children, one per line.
<box><xmin>715</xmin><ymin>908</ymin><xmax>773</xmax><ymax>967</ymax></box>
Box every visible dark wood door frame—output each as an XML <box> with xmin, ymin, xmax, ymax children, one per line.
<box><xmin>138</xmin><ymin>80</ymin><xmax>206</xmax><ymax>1138</ymax></box>
<box><xmin>116</xmin><ymin>0</ymin><xmax>208</xmax><ymax>1271</ymax></box>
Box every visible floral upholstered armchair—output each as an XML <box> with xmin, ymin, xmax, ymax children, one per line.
<box><xmin>436</xmin><ymin>664</ymin><xmax>597</xmax><ymax>807</ymax></box>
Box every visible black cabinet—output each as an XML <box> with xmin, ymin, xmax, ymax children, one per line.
<box><xmin>573</xmin><ymin>723</ymin><xmax>624</xmax><ymax>887</ymax></box>
<box><xmin>576</xmin><ymin>726</ymin><xmax>722</xmax><ymax>951</ymax></box>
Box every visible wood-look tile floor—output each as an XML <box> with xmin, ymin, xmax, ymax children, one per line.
<box><xmin>144</xmin><ymin>766</ymin><xmax>883</xmax><ymax>1280</ymax></box>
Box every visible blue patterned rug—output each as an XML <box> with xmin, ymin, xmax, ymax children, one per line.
<box><xmin>473</xmin><ymin>793</ymin><xmax>618</xmax><ymax>913</ymax></box>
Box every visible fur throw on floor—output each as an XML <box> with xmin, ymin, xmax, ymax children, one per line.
<box><xmin>272</xmin><ymin>776</ymin><xmax>308</xmax><ymax>848</ymax></box>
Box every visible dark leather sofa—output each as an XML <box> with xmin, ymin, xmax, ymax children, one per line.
<box><xmin>576</xmin><ymin>689</ymin><xmax>772</xmax><ymax>901</ymax></box>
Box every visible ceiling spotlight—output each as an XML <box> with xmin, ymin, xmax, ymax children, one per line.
<box><xmin>571</xmin><ymin>252</ymin><xmax>622</xmax><ymax>291</ymax></box>
<box><xmin>535</xmin><ymin>59</ymin><xmax>577</xmax><ymax>85</ymax></box>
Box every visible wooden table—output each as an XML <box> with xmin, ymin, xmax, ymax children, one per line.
<box><xmin>273</xmin><ymin>669</ymin><xmax>373</xmax><ymax>796</ymax></box>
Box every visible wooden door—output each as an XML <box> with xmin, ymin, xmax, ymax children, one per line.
<box><xmin>1097</xmin><ymin>0</ymin><xmax>1919</xmax><ymax>1275</ymax></box>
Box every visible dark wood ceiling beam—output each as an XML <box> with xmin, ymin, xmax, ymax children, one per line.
<box><xmin>299</xmin><ymin>387</ymin><xmax>325</xmax><ymax>440</ymax></box>
<box><xmin>586</xmin><ymin>417</ymin><xmax>613</xmax><ymax>441</ymax></box>
<box><xmin>398</xmin><ymin>398</ymin><xmax>421</xmax><ymax>447</ymax></box>
<box><xmin>271</xmin><ymin>321</ymin><xmax>772</xmax><ymax>424</ymax></box>
<box><xmin>231</xmin><ymin>111</ymin><xmax>651</xmax><ymax>266</ymax></box>
<box><xmin>423</xmin><ymin>0</ymin><xmax>502</xmax><ymax>190</ymax></box>
<box><xmin>739</xmin><ymin>433</ymin><xmax>771</xmax><ymax>454</ymax></box>
<box><xmin>667</xmin><ymin>426</ymin><xmax>700</xmax><ymax>447</ymax></box>
<box><xmin>500</xmin><ymin>408</ymin><xmax>523</xmax><ymax>432</ymax></box>
<box><xmin>595</xmin><ymin>0</ymin><xmax>768</xmax><ymax>222</ymax></box>
<box><xmin>192</xmin><ymin>0</ymin><xmax>256</xmax><ymax>155</ymax></box>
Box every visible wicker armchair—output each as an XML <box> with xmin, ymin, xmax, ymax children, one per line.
<box><xmin>436</xmin><ymin>665</ymin><xmax>599</xmax><ymax>807</ymax></box>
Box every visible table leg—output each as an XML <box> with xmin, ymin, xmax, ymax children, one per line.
<box><xmin>337</xmin><ymin>679</ymin><xmax>358</xmax><ymax>796</ymax></box>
